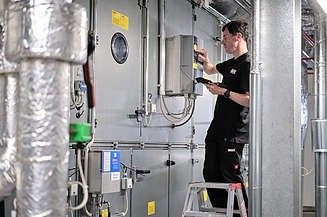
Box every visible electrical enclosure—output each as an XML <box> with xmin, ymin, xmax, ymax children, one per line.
<box><xmin>165</xmin><ymin>35</ymin><xmax>203</xmax><ymax>96</ymax></box>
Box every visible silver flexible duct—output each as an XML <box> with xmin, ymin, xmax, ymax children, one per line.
<box><xmin>0</xmin><ymin>74</ymin><xmax>18</xmax><ymax>200</ymax></box>
<box><xmin>307</xmin><ymin>1</ymin><xmax>327</xmax><ymax>217</ymax></box>
<box><xmin>5</xmin><ymin>1</ymin><xmax>87</xmax><ymax>216</ymax></box>
<box><xmin>249</xmin><ymin>0</ymin><xmax>262</xmax><ymax>216</ymax></box>
<box><xmin>0</xmin><ymin>0</ymin><xmax>18</xmax><ymax>200</ymax></box>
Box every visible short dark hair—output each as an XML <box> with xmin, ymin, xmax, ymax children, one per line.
<box><xmin>222</xmin><ymin>20</ymin><xmax>249</xmax><ymax>42</ymax></box>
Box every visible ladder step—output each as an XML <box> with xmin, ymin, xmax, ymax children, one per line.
<box><xmin>199</xmin><ymin>207</ymin><xmax>241</xmax><ymax>214</ymax></box>
<box><xmin>183</xmin><ymin>211</ymin><xmax>226</xmax><ymax>217</ymax></box>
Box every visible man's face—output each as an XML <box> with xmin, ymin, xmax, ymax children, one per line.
<box><xmin>222</xmin><ymin>29</ymin><xmax>239</xmax><ymax>54</ymax></box>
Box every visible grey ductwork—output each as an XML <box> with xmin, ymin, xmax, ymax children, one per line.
<box><xmin>0</xmin><ymin>0</ymin><xmax>18</xmax><ymax>200</ymax></box>
<box><xmin>307</xmin><ymin>1</ymin><xmax>327</xmax><ymax>217</ymax></box>
<box><xmin>5</xmin><ymin>1</ymin><xmax>87</xmax><ymax>216</ymax></box>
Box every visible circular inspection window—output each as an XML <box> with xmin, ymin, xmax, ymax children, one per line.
<box><xmin>111</xmin><ymin>32</ymin><xmax>129</xmax><ymax>64</ymax></box>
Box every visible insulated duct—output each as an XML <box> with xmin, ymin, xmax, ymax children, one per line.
<box><xmin>0</xmin><ymin>0</ymin><xmax>18</xmax><ymax>200</ymax></box>
<box><xmin>307</xmin><ymin>0</ymin><xmax>327</xmax><ymax>217</ymax></box>
<box><xmin>5</xmin><ymin>1</ymin><xmax>87</xmax><ymax>216</ymax></box>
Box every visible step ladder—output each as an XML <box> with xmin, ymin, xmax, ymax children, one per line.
<box><xmin>182</xmin><ymin>182</ymin><xmax>247</xmax><ymax>217</ymax></box>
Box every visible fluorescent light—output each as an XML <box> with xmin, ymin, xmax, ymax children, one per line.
<box><xmin>316</xmin><ymin>0</ymin><xmax>327</xmax><ymax>14</ymax></box>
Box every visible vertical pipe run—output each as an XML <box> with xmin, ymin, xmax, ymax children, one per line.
<box><xmin>0</xmin><ymin>0</ymin><xmax>18</xmax><ymax>200</ymax></box>
<box><xmin>0</xmin><ymin>74</ymin><xmax>18</xmax><ymax>200</ymax></box>
<box><xmin>307</xmin><ymin>1</ymin><xmax>327</xmax><ymax>216</ymax></box>
<box><xmin>314</xmin><ymin>13</ymin><xmax>327</xmax><ymax>217</ymax></box>
<box><xmin>158</xmin><ymin>0</ymin><xmax>166</xmax><ymax>95</ymax></box>
<box><xmin>141</xmin><ymin>0</ymin><xmax>150</xmax><ymax>116</ymax></box>
<box><xmin>249</xmin><ymin>0</ymin><xmax>262</xmax><ymax>216</ymax></box>
<box><xmin>5</xmin><ymin>1</ymin><xmax>88</xmax><ymax>216</ymax></box>
<box><xmin>17</xmin><ymin>59</ymin><xmax>70</xmax><ymax>216</ymax></box>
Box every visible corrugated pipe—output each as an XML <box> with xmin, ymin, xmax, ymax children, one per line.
<box><xmin>307</xmin><ymin>1</ymin><xmax>327</xmax><ymax>217</ymax></box>
<box><xmin>0</xmin><ymin>0</ymin><xmax>18</xmax><ymax>201</ymax></box>
<box><xmin>249</xmin><ymin>0</ymin><xmax>262</xmax><ymax>216</ymax></box>
<box><xmin>5</xmin><ymin>1</ymin><xmax>87</xmax><ymax>216</ymax></box>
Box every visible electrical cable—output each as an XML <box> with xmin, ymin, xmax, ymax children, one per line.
<box><xmin>301</xmin><ymin>166</ymin><xmax>314</xmax><ymax>177</ymax></box>
<box><xmin>160</xmin><ymin>94</ymin><xmax>194</xmax><ymax>124</ymax></box>
<box><xmin>116</xmin><ymin>191</ymin><xmax>129</xmax><ymax>216</ymax></box>
<box><xmin>68</xmin><ymin>149</ymin><xmax>90</xmax><ymax>214</ymax></box>
<box><xmin>171</xmin><ymin>98</ymin><xmax>196</xmax><ymax>127</ymax></box>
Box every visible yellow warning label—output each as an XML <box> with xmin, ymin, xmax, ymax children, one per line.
<box><xmin>100</xmin><ymin>209</ymin><xmax>108</xmax><ymax>217</ymax></box>
<box><xmin>203</xmin><ymin>189</ymin><xmax>208</xmax><ymax>201</ymax></box>
<box><xmin>112</xmin><ymin>10</ymin><xmax>129</xmax><ymax>30</ymax></box>
<box><xmin>147</xmin><ymin>201</ymin><xmax>155</xmax><ymax>215</ymax></box>
<box><xmin>193</xmin><ymin>62</ymin><xmax>198</xmax><ymax>69</ymax></box>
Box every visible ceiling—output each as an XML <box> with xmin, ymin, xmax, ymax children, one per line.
<box><xmin>207</xmin><ymin>0</ymin><xmax>316</xmax><ymax>68</ymax></box>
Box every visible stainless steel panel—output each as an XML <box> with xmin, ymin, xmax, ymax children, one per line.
<box><xmin>94</xmin><ymin>0</ymin><xmax>142</xmax><ymax>141</ymax></box>
<box><xmin>102</xmin><ymin>149</ymin><xmax>132</xmax><ymax>216</ymax></box>
<box><xmin>88</xmin><ymin>151</ymin><xmax>120</xmax><ymax>194</ymax></box>
<box><xmin>131</xmin><ymin>149</ymin><xmax>169</xmax><ymax>217</ymax></box>
<box><xmin>169</xmin><ymin>149</ymin><xmax>192</xmax><ymax>217</ymax></box>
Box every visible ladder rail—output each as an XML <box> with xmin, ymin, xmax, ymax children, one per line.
<box><xmin>182</xmin><ymin>182</ymin><xmax>247</xmax><ymax>217</ymax></box>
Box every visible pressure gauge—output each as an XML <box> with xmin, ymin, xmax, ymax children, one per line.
<box><xmin>111</xmin><ymin>32</ymin><xmax>129</xmax><ymax>64</ymax></box>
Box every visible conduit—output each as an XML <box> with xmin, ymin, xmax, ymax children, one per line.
<box><xmin>5</xmin><ymin>1</ymin><xmax>87</xmax><ymax>216</ymax></box>
<box><xmin>307</xmin><ymin>0</ymin><xmax>327</xmax><ymax>216</ymax></box>
<box><xmin>141</xmin><ymin>0</ymin><xmax>150</xmax><ymax>117</ymax></box>
<box><xmin>0</xmin><ymin>0</ymin><xmax>18</xmax><ymax>200</ymax></box>
<box><xmin>249</xmin><ymin>0</ymin><xmax>262</xmax><ymax>216</ymax></box>
<box><xmin>159</xmin><ymin>0</ymin><xmax>166</xmax><ymax>95</ymax></box>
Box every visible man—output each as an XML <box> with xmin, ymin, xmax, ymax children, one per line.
<box><xmin>196</xmin><ymin>20</ymin><xmax>250</xmax><ymax>213</ymax></box>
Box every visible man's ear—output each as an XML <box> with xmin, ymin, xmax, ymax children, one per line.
<box><xmin>236</xmin><ymin>32</ymin><xmax>243</xmax><ymax>41</ymax></box>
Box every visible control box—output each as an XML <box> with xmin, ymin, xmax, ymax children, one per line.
<box><xmin>165</xmin><ymin>35</ymin><xmax>203</xmax><ymax>96</ymax></box>
<box><xmin>88</xmin><ymin>150</ymin><xmax>121</xmax><ymax>194</ymax></box>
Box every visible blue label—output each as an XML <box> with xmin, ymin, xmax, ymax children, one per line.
<box><xmin>102</xmin><ymin>150</ymin><xmax>121</xmax><ymax>173</ymax></box>
<box><xmin>110</xmin><ymin>151</ymin><xmax>121</xmax><ymax>172</ymax></box>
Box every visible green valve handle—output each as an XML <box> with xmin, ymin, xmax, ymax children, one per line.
<box><xmin>69</xmin><ymin>123</ymin><xmax>92</xmax><ymax>143</ymax></box>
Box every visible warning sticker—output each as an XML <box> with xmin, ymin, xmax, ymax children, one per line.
<box><xmin>112</xmin><ymin>10</ymin><xmax>129</xmax><ymax>30</ymax></box>
<box><xmin>147</xmin><ymin>201</ymin><xmax>155</xmax><ymax>215</ymax></box>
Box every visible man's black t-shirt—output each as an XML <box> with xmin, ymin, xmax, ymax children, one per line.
<box><xmin>207</xmin><ymin>52</ymin><xmax>250</xmax><ymax>144</ymax></box>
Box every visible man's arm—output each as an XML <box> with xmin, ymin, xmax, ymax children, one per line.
<box><xmin>230</xmin><ymin>91</ymin><xmax>249</xmax><ymax>107</ymax></box>
<box><xmin>205</xmin><ymin>83</ymin><xmax>250</xmax><ymax>107</ymax></box>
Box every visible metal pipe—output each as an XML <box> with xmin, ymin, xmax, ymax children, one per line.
<box><xmin>141</xmin><ymin>0</ymin><xmax>150</xmax><ymax>116</ymax></box>
<box><xmin>0</xmin><ymin>0</ymin><xmax>18</xmax><ymax>200</ymax></box>
<box><xmin>202</xmin><ymin>0</ymin><xmax>230</xmax><ymax>23</ymax></box>
<box><xmin>302</xmin><ymin>30</ymin><xmax>315</xmax><ymax>47</ymax></box>
<box><xmin>302</xmin><ymin>51</ymin><xmax>314</xmax><ymax>69</ymax></box>
<box><xmin>6</xmin><ymin>1</ymin><xmax>87</xmax><ymax>216</ymax></box>
<box><xmin>249</xmin><ymin>0</ymin><xmax>262</xmax><ymax>216</ymax></box>
<box><xmin>159</xmin><ymin>0</ymin><xmax>166</xmax><ymax>95</ymax></box>
<box><xmin>307</xmin><ymin>1</ymin><xmax>327</xmax><ymax>217</ymax></box>
<box><xmin>233</xmin><ymin>0</ymin><xmax>251</xmax><ymax>15</ymax></box>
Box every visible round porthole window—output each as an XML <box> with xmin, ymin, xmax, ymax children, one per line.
<box><xmin>111</xmin><ymin>32</ymin><xmax>129</xmax><ymax>64</ymax></box>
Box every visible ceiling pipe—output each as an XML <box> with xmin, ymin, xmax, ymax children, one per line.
<box><xmin>5</xmin><ymin>1</ymin><xmax>88</xmax><ymax>216</ymax></box>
